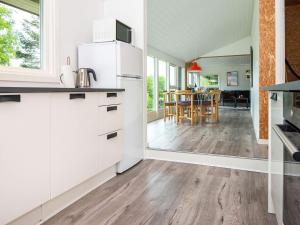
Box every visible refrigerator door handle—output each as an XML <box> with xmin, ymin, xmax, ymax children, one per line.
<box><xmin>117</xmin><ymin>75</ymin><xmax>142</xmax><ymax>79</ymax></box>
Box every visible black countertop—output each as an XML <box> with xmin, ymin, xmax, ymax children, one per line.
<box><xmin>0</xmin><ymin>87</ymin><xmax>125</xmax><ymax>93</ymax></box>
<box><xmin>263</xmin><ymin>80</ymin><xmax>300</xmax><ymax>91</ymax></box>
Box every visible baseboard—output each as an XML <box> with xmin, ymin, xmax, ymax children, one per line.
<box><xmin>145</xmin><ymin>149</ymin><xmax>268</xmax><ymax>173</ymax></box>
<box><xmin>258</xmin><ymin>139</ymin><xmax>269</xmax><ymax>145</ymax></box>
<box><xmin>8</xmin><ymin>166</ymin><xmax>117</xmax><ymax>225</ymax></box>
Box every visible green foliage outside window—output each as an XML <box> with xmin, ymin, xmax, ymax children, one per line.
<box><xmin>0</xmin><ymin>3</ymin><xmax>40</xmax><ymax>69</ymax></box>
<box><xmin>158</xmin><ymin>76</ymin><xmax>166</xmax><ymax>109</ymax></box>
<box><xmin>147</xmin><ymin>75</ymin><xmax>166</xmax><ymax>111</ymax></box>
<box><xmin>147</xmin><ymin>76</ymin><xmax>154</xmax><ymax>111</ymax></box>
<box><xmin>16</xmin><ymin>16</ymin><xmax>41</xmax><ymax>69</ymax></box>
<box><xmin>0</xmin><ymin>6</ymin><xmax>16</xmax><ymax>65</ymax></box>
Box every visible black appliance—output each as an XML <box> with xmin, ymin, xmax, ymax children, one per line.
<box><xmin>116</xmin><ymin>20</ymin><xmax>132</xmax><ymax>44</ymax></box>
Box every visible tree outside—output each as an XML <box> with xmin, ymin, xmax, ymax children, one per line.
<box><xmin>0</xmin><ymin>3</ymin><xmax>40</xmax><ymax>69</ymax></box>
<box><xmin>158</xmin><ymin>75</ymin><xmax>166</xmax><ymax>109</ymax></box>
<box><xmin>16</xmin><ymin>16</ymin><xmax>40</xmax><ymax>69</ymax></box>
<box><xmin>0</xmin><ymin>5</ymin><xmax>16</xmax><ymax>65</ymax></box>
<box><xmin>147</xmin><ymin>75</ymin><xmax>167</xmax><ymax>111</ymax></box>
<box><xmin>147</xmin><ymin>76</ymin><xmax>154</xmax><ymax>111</ymax></box>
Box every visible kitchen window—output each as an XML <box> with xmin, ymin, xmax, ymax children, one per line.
<box><xmin>0</xmin><ymin>0</ymin><xmax>57</xmax><ymax>82</ymax></box>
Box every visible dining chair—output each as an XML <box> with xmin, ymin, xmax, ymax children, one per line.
<box><xmin>163</xmin><ymin>91</ymin><xmax>176</xmax><ymax>121</ymax></box>
<box><xmin>175</xmin><ymin>90</ymin><xmax>199</xmax><ymax>125</ymax></box>
<box><xmin>199</xmin><ymin>91</ymin><xmax>221</xmax><ymax>122</ymax></box>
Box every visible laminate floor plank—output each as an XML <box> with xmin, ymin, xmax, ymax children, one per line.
<box><xmin>148</xmin><ymin>108</ymin><xmax>268</xmax><ymax>159</ymax></box>
<box><xmin>43</xmin><ymin>160</ymin><xmax>277</xmax><ymax>225</ymax></box>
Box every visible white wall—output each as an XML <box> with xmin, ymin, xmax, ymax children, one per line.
<box><xmin>148</xmin><ymin>46</ymin><xmax>185</xmax><ymax>67</ymax></box>
<box><xmin>200</xmin><ymin>64</ymin><xmax>251</xmax><ymax>91</ymax></box>
<box><xmin>250</xmin><ymin>0</ymin><xmax>260</xmax><ymax>140</ymax></box>
<box><xmin>58</xmin><ymin>0</ymin><xmax>104</xmax><ymax>71</ymax></box>
<box><xmin>201</xmin><ymin>36</ymin><xmax>251</xmax><ymax>58</ymax></box>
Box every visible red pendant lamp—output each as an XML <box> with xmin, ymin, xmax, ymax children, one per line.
<box><xmin>188</xmin><ymin>61</ymin><xmax>202</xmax><ymax>73</ymax></box>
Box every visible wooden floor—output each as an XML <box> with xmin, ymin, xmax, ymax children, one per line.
<box><xmin>148</xmin><ymin>108</ymin><xmax>268</xmax><ymax>159</ymax></box>
<box><xmin>43</xmin><ymin>160</ymin><xmax>277</xmax><ymax>225</ymax></box>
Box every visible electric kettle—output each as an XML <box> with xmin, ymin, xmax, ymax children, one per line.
<box><xmin>75</xmin><ymin>68</ymin><xmax>97</xmax><ymax>88</ymax></box>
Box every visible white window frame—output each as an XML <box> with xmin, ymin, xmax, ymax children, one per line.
<box><xmin>157</xmin><ymin>59</ymin><xmax>167</xmax><ymax>110</ymax></box>
<box><xmin>169</xmin><ymin>64</ymin><xmax>177</xmax><ymax>89</ymax></box>
<box><xmin>0</xmin><ymin>0</ymin><xmax>59</xmax><ymax>83</ymax></box>
<box><xmin>147</xmin><ymin>55</ymin><xmax>156</xmax><ymax>112</ymax></box>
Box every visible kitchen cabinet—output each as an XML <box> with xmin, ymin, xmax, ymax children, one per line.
<box><xmin>50</xmin><ymin>93</ymin><xmax>100</xmax><ymax>198</ymax></box>
<box><xmin>99</xmin><ymin>92</ymin><xmax>123</xmax><ymax>106</ymax></box>
<box><xmin>0</xmin><ymin>89</ymin><xmax>124</xmax><ymax>224</ymax></box>
<box><xmin>0</xmin><ymin>94</ymin><xmax>51</xmax><ymax>225</ymax></box>
<box><xmin>98</xmin><ymin>104</ymin><xmax>123</xmax><ymax>135</ymax></box>
<box><xmin>99</xmin><ymin>130</ymin><xmax>123</xmax><ymax>171</ymax></box>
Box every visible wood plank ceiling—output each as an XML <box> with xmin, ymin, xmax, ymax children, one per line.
<box><xmin>148</xmin><ymin>0</ymin><xmax>254</xmax><ymax>62</ymax></box>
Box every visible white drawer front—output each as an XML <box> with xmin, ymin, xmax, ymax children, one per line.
<box><xmin>99</xmin><ymin>130</ymin><xmax>123</xmax><ymax>171</ymax></box>
<box><xmin>98</xmin><ymin>104</ymin><xmax>123</xmax><ymax>135</ymax></box>
<box><xmin>99</xmin><ymin>92</ymin><xmax>123</xmax><ymax>106</ymax></box>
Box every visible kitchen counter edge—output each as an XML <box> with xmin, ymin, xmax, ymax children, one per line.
<box><xmin>263</xmin><ymin>80</ymin><xmax>300</xmax><ymax>91</ymax></box>
<box><xmin>0</xmin><ymin>87</ymin><xmax>125</xmax><ymax>93</ymax></box>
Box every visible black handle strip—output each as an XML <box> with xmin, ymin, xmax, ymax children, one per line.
<box><xmin>107</xmin><ymin>132</ymin><xmax>118</xmax><ymax>140</ymax></box>
<box><xmin>70</xmin><ymin>93</ymin><xmax>85</xmax><ymax>100</ymax></box>
<box><xmin>107</xmin><ymin>93</ymin><xmax>117</xmax><ymax>98</ymax></box>
<box><xmin>0</xmin><ymin>95</ymin><xmax>21</xmax><ymax>103</ymax></box>
<box><xmin>270</xmin><ymin>93</ymin><xmax>277</xmax><ymax>101</ymax></box>
<box><xmin>107</xmin><ymin>106</ymin><xmax>118</xmax><ymax>112</ymax></box>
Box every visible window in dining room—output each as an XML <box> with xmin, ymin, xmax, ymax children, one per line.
<box><xmin>158</xmin><ymin>60</ymin><xmax>167</xmax><ymax>109</ymax></box>
<box><xmin>169</xmin><ymin>65</ymin><xmax>177</xmax><ymax>88</ymax></box>
<box><xmin>147</xmin><ymin>56</ymin><xmax>156</xmax><ymax>112</ymax></box>
<box><xmin>188</xmin><ymin>72</ymin><xmax>200</xmax><ymax>87</ymax></box>
<box><xmin>200</xmin><ymin>75</ymin><xmax>219</xmax><ymax>88</ymax></box>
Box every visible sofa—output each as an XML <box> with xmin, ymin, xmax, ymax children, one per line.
<box><xmin>220</xmin><ymin>90</ymin><xmax>251</xmax><ymax>108</ymax></box>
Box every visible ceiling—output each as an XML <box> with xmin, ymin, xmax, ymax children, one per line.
<box><xmin>199</xmin><ymin>55</ymin><xmax>251</xmax><ymax>67</ymax></box>
<box><xmin>148</xmin><ymin>0</ymin><xmax>254</xmax><ymax>62</ymax></box>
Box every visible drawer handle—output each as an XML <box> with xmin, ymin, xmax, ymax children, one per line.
<box><xmin>270</xmin><ymin>93</ymin><xmax>277</xmax><ymax>101</ymax></box>
<box><xmin>70</xmin><ymin>93</ymin><xmax>85</xmax><ymax>100</ymax></box>
<box><xmin>107</xmin><ymin>93</ymin><xmax>117</xmax><ymax>98</ymax></box>
<box><xmin>0</xmin><ymin>95</ymin><xmax>21</xmax><ymax>103</ymax></box>
<box><xmin>107</xmin><ymin>106</ymin><xmax>118</xmax><ymax>112</ymax></box>
<box><xmin>107</xmin><ymin>132</ymin><xmax>118</xmax><ymax>140</ymax></box>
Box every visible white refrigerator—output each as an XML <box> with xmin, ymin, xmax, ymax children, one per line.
<box><xmin>78</xmin><ymin>41</ymin><xmax>143</xmax><ymax>173</ymax></box>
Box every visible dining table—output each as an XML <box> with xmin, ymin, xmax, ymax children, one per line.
<box><xmin>174</xmin><ymin>90</ymin><xmax>204</xmax><ymax>125</ymax></box>
<box><xmin>174</xmin><ymin>90</ymin><xmax>221</xmax><ymax>125</ymax></box>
